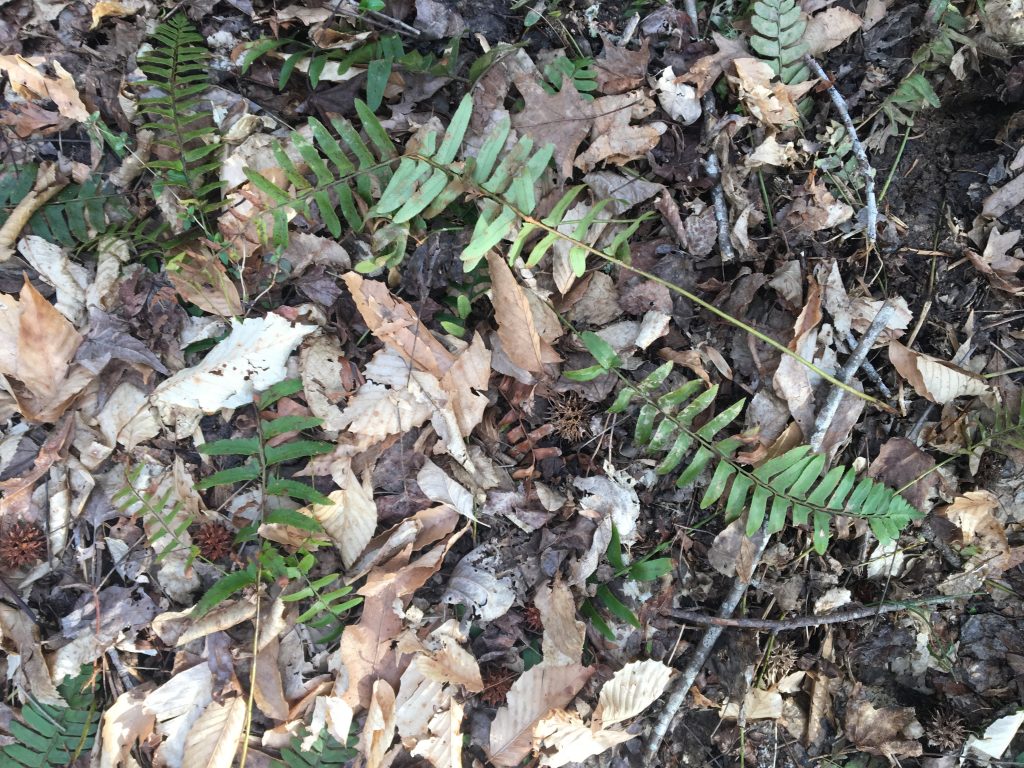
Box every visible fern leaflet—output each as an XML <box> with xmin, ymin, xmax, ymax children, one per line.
<box><xmin>113</xmin><ymin>464</ymin><xmax>199</xmax><ymax>566</ymax></box>
<box><xmin>749</xmin><ymin>0</ymin><xmax>809</xmax><ymax>84</ymax></box>
<box><xmin>0</xmin><ymin>666</ymin><xmax>99</xmax><ymax>768</ymax></box>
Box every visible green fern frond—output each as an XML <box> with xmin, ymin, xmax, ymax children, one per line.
<box><xmin>0</xmin><ymin>164</ymin><xmax>128</xmax><ymax>247</ymax></box>
<box><xmin>867</xmin><ymin>73</ymin><xmax>941</xmax><ymax>150</ymax></box>
<box><xmin>113</xmin><ymin>464</ymin><xmax>199</xmax><ymax>566</ymax></box>
<box><xmin>749</xmin><ymin>0</ymin><xmax>809</xmax><ymax>84</ymax></box>
<box><xmin>0</xmin><ymin>666</ymin><xmax>99</xmax><ymax>768</ymax></box>
<box><xmin>137</xmin><ymin>14</ymin><xmax>221</xmax><ymax>205</ymax></box>
<box><xmin>585</xmin><ymin>352</ymin><xmax>921</xmax><ymax>554</ymax></box>
<box><xmin>277</xmin><ymin>727</ymin><xmax>358</xmax><ymax>767</ymax></box>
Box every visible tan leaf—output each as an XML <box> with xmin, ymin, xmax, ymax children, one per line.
<box><xmin>99</xmin><ymin>686</ymin><xmax>156</xmax><ymax>768</ymax></box>
<box><xmin>533</xmin><ymin>709</ymin><xmax>634</xmax><ymax>767</ymax></box>
<box><xmin>310</xmin><ymin>462</ymin><xmax>377</xmax><ymax>568</ymax></box>
<box><xmin>91</xmin><ymin>1</ymin><xmax>139</xmax><ymax>28</ymax></box>
<box><xmin>888</xmin><ymin>341</ymin><xmax>994</xmax><ymax>404</ymax></box>
<box><xmin>361</xmin><ymin>679</ymin><xmax>397</xmax><ymax>768</ymax></box>
<box><xmin>938</xmin><ymin>491</ymin><xmax>1024</xmax><ymax>593</ymax></box>
<box><xmin>728</xmin><ymin>58</ymin><xmax>813</xmax><ymax>129</ymax></box>
<box><xmin>336</xmin><ymin>380</ymin><xmax>433</xmax><ymax>438</ymax></box>
<box><xmin>253</xmin><ymin>637</ymin><xmax>289</xmax><ymax>721</ymax></box>
<box><xmin>342</xmin><ymin>271</ymin><xmax>454</xmax><ymax>379</ymax></box>
<box><xmin>652</xmin><ymin>67</ymin><xmax>701</xmax><ymax>124</ymax></box>
<box><xmin>844</xmin><ymin>683</ymin><xmax>923</xmax><ymax>758</ymax></box>
<box><xmin>534</xmin><ymin>577</ymin><xmax>585</xmax><ymax>667</ymax></box>
<box><xmin>0</xmin><ymin>56</ymin><xmax>89</xmax><ymax>122</ymax></box>
<box><xmin>720</xmin><ymin>688</ymin><xmax>784</xmax><ymax>720</ymax></box>
<box><xmin>512</xmin><ymin>74</ymin><xmax>594</xmax><ymax>182</ymax></box>
<box><xmin>804</xmin><ymin>7</ymin><xmax>863</xmax><ymax>55</ymax></box>
<box><xmin>575</xmin><ymin>92</ymin><xmax>667</xmax><ymax>172</ymax></box>
<box><xmin>16</xmin><ymin>236</ymin><xmax>88</xmax><ymax>322</ymax></box>
<box><xmin>396</xmin><ymin>663</ymin><xmax>444</xmax><ymax>746</ymax></box>
<box><xmin>772</xmin><ymin>279</ymin><xmax>823</xmax><ymax>439</ymax></box>
<box><xmin>488</xmin><ymin>664</ymin><xmax>594</xmax><ymax>766</ymax></box>
<box><xmin>166</xmin><ymin>247</ymin><xmax>243</xmax><ymax>317</ymax></box>
<box><xmin>486</xmin><ymin>252</ymin><xmax>552</xmax><ymax>374</ymax></box>
<box><xmin>0</xmin><ymin>603</ymin><xmax>64</xmax><ymax>705</ymax></box>
<box><xmin>417</xmin><ymin>459</ymin><xmax>478</xmax><ymax>522</ymax></box>
<box><xmin>141</xmin><ymin>663</ymin><xmax>214</xmax><ymax>768</ymax></box>
<box><xmin>411</xmin><ymin>696</ymin><xmax>464</xmax><ymax>768</ymax></box>
<box><xmin>593</xmin><ymin>660</ymin><xmax>673</xmax><ymax>729</ymax></box>
<box><xmin>181</xmin><ymin>697</ymin><xmax>246</xmax><ymax>768</ymax></box>
<box><xmin>440</xmin><ymin>332</ymin><xmax>491</xmax><ymax>436</ymax></box>
<box><xmin>967</xmin><ymin>227</ymin><xmax>1024</xmax><ymax>294</ymax></box>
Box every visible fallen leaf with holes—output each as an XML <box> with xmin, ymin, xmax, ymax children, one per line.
<box><xmin>888</xmin><ymin>342</ymin><xmax>995</xmax><ymax>404</ymax></box>
<box><xmin>0</xmin><ymin>55</ymin><xmax>90</xmax><ymax>122</ymax></box>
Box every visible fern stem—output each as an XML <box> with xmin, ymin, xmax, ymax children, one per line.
<box><xmin>804</xmin><ymin>54</ymin><xmax>878</xmax><ymax>250</ymax></box>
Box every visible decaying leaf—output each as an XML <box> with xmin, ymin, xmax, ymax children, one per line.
<box><xmin>487</xmin><ymin>252</ymin><xmax>561</xmax><ymax>374</ymax></box>
<box><xmin>309</xmin><ymin>461</ymin><xmax>378</xmax><ymax>568</ymax></box>
<box><xmin>728</xmin><ymin>58</ymin><xmax>813</xmax><ymax>129</ymax></box>
<box><xmin>594</xmin><ymin>35</ymin><xmax>650</xmax><ymax>94</ymax></box>
<box><xmin>844</xmin><ymin>683</ymin><xmax>923</xmax><ymax>758</ymax></box>
<box><xmin>181</xmin><ymin>696</ymin><xmax>246</xmax><ymax>768</ymax></box>
<box><xmin>889</xmin><ymin>341</ymin><xmax>995</xmax><ymax>404</ymax></box>
<box><xmin>533</xmin><ymin>709</ymin><xmax>633</xmax><ymax>767</ymax></box>
<box><xmin>0</xmin><ymin>55</ymin><xmax>90</xmax><ymax>122</ymax></box>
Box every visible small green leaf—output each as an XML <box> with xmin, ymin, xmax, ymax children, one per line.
<box><xmin>579</xmin><ymin>331</ymin><xmax>620</xmax><ymax>370</ymax></box>
<box><xmin>258</xmin><ymin>379</ymin><xmax>304</xmax><ymax>409</ymax></box>
<box><xmin>196</xmin><ymin>463</ymin><xmax>260</xmax><ymax>490</ymax></box>
<box><xmin>628</xmin><ymin>557</ymin><xmax>673</xmax><ymax>581</ymax></box>
<box><xmin>194</xmin><ymin>568</ymin><xmax>257</xmax><ymax>618</ymax></box>
<box><xmin>199</xmin><ymin>438</ymin><xmax>260</xmax><ymax>456</ymax></box>
<box><xmin>262</xmin><ymin>415</ymin><xmax>323</xmax><ymax>439</ymax></box>
<box><xmin>264</xmin><ymin>440</ymin><xmax>334</xmax><ymax>466</ymax></box>
<box><xmin>563</xmin><ymin>365</ymin><xmax>605</xmax><ymax>382</ymax></box>
<box><xmin>596</xmin><ymin>585</ymin><xmax>640</xmax><ymax>628</ymax></box>
<box><xmin>265</xmin><ymin>508</ymin><xmax>323</xmax><ymax>532</ymax></box>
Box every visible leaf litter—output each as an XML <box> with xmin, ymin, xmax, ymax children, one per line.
<box><xmin>0</xmin><ymin>0</ymin><xmax>1023</xmax><ymax>766</ymax></box>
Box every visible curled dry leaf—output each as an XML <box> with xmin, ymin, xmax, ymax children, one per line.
<box><xmin>575</xmin><ymin>91</ymin><xmax>667</xmax><ymax>172</ymax></box>
<box><xmin>844</xmin><ymin>684</ymin><xmax>923</xmax><ymax>759</ymax></box>
<box><xmin>652</xmin><ymin>66</ymin><xmax>701</xmax><ymax>125</ymax></box>
<box><xmin>888</xmin><ymin>341</ymin><xmax>995</xmax><ymax>404</ymax></box>
<box><xmin>487</xmin><ymin>252</ymin><xmax>560</xmax><ymax>373</ymax></box>
<box><xmin>728</xmin><ymin>58</ymin><xmax>813</xmax><ymax>130</ymax></box>
<box><xmin>98</xmin><ymin>686</ymin><xmax>156</xmax><ymax>768</ymax></box>
<box><xmin>938</xmin><ymin>491</ymin><xmax>1024</xmax><ymax>593</ymax></box>
<box><xmin>594</xmin><ymin>34</ymin><xmax>650</xmax><ymax>95</ymax></box>
<box><xmin>533</xmin><ymin>709</ymin><xmax>634</xmax><ymax>767</ymax></box>
<box><xmin>679</xmin><ymin>32</ymin><xmax>750</xmax><ymax>97</ymax></box>
<box><xmin>534</xmin><ymin>577</ymin><xmax>585</xmax><ymax>667</ymax></box>
<box><xmin>804</xmin><ymin>7</ymin><xmax>863</xmax><ymax>55</ymax></box>
<box><xmin>361</xmin><ymin>680</ymin><xmax>397</xmax><ymax>768</ymax></box>
<box><xmin>181</xmin><ymin>696</ymin><xmax>246</xmax><ymax>768</ymax></box>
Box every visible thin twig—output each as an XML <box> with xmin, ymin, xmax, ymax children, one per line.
<box><xmin>804</xmin><ymin>54</ymin><xmax>877</xmax><ymax>249</ymax></box>
<box><xmin>683</xmin><ymin>0</ymin><xmax>735</xmax><ymax>263</ymax></box>
<box><xmin>845</xmin><ymin>330</ymin><xmax>892</xmax><ymax>398</ymax></box>
<box><xmin>644</xmin><ymin>527</ymin><xmax>771</xmax><ymax>762</ymax></box>
<box><xmin>810</xmin><ymin>301</ymin><xmax>895</xmax><ymax>452</ymax></box>
<box><xmin>667</xmin><ymin>595</ymin><xmax>960</xmax><ymax>631</ymax></box>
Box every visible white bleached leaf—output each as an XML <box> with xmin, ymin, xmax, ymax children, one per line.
<box><xmin>152</xmin><ymin>313</ymin><xmax>315</xmax><ymax>417</ymax></box>
<box><xmin>593</xmin><ymin>660</ymin><xmax>673</xmax><ymax>729</ymax></box>
<box><xmin>963</xmin><ymin>709</ymin><xmax>1024</xmax><ymax>764</ymax></box>
<box><xmin>653</xmin><ymin>66</ymin><xmax>701</xmax><ymax>125</ymax></box>
<box><xmin>310</xmin><ymin>462</ymin><xmax>377</xmax><ymax>568</ymax></box>
<box><xmin>417</xmin><ymin>459</ymin><xmax>477</xmax><ymax>522</ymax></box>
<box><xmin>888</xmin><ymin>341</ymin><xmax>995</xmax><ymax>404</ymax></box>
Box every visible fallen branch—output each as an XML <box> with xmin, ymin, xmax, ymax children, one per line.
<box><xmin>845</xmin><ymin>330</ymin><xmax>892</xmax><ymax>398</ymax></box>
<box><xmin>810</xmin><ymin>301</ymin><xmax>895</xmax><ymax>452</ymax></box>
<box><xmin>684</xmin><ymin>0</ymin><xmax>735</xmax><ymax>264</ymax></box>
<box><xmin>804</xmin><ymin>54</ymin><xmax>878</xmax><ymax>249</ymax></box>
<box><xmin>667</xmin><ymin>595</ymin><xmax>960</xmax><ymax>631</ymax></box>
<box><xmin>643</xmin><ymin>527</ymin><xmax>770</xmax><ymax>762</ymax></box>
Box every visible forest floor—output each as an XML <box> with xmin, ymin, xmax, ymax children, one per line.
<box><xmin>0</xmin><ymin>0</ymin><xmax>1023</xmax><ymax>766</ymax></box>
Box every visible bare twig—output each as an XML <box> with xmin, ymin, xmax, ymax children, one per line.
<box><xmin>667</xmin><ymin>594</ymin><xmax>960</xmax><ymax>631</ymax></box>
<box><xmin>683</xmin><ymin>0</ymin><xmax>735</xmax><ymax>263</ymax></box>
<box><xmin>644</xmin><ymin>528</ymin><xmax>771</xmax><ymax>762</ymax></box>
<box><xmin>845</xmin><ymin>330</ymin><xmax>892</xmax><ymax>398</ymax></box>
<box><xmin>804</xmin><ymin>54</ymin><xmax>877</xmax><ymax>249</ymax></box>
<box><xmin>810</xmin><ymin>301</ymin><xmax>895</xmax><ymax>452</ymax></box>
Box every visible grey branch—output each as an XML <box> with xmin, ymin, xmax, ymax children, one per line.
<box><xmin>804</xmin><ymin>54</ymin><xmax>878</xmax><ymax>248</ymax></box>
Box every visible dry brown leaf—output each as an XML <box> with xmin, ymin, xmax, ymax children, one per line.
<box><xmin>253</xmin><ymin>637</ymin><xmax>289</xmax><ymax>721</ymax></box>
<box><xmin>512</xmin><ymin>74</ymin><xmax>594</xmax><ymax>182</ymax></box>
<box><xmin>593</xmin><ymin>660</ymin><xmax>673</xmax><ymax>729</ymax></box>
<box><xmin>0</xmin><ymin>602</ymin><xmax>64</xmax><ymax>705</ymax></box>
<box><xmin>888</xmin><ymin>341</ymin><xmax>994</xmax><ymax>404</ymax></box>
<box><xmin>720</xmin><ymin>688</ymin><xmax>784</xmax><ymax>720</ymax></box>
<box><xmin>90</xmin><ymin>0</ymin><xmax>139</xmax><ymax>28</ymax></box>
<box><xmin>439</xmin><ymin>332</ymin><xmax>491</xmax><ymax>437</ymax></box>
<box><xmin>867</xmin><ymin>437</ymin><xmax>938</xmax><ymax>514</ymax></box>
<box><xmin>0</xmin><ymin>55</ymin><xmax>90</xmax><ymax>122</ymax></box>
<box><xmin>166</xmin><ymin>247</ymin><xmax>243</xmax><ymax>317</ymax></box>
<box><xmin>679</xmin><ymin>32</ymin><xmax>750</xmax><ymax>97</ymax></box>
<box><xmin>417</xmin><ymin>459</ymin><xmax>478</xmax><ymax>522</ymax></box>
<box><xmin>0</xmin><ymin>277</ymin><xmax>92</xmax><ymax>422</ymax></box>
<box><xmin>844</xmin><ymin>684</ymin><xmax>923</xmax><ymax>759</ymax></box>
<box><xmin>98</xmin><ymin>686</ymin><xmax>156</xmax><ymax>768</ymax></box>
<box><xmin>343</xmin><ymin>272</ymin><xmax>454</xmax><ymax>379</ymax></box>
<box><xmin>488</xmin><ymin>663</ymin><xmax>594</xmax><ymax>766</ymax></box>
<box><xmin>816</xmin><ymin>260</ymin><xmax>912</xmax><ymax>338</ymax></box>
<box><xmin>181</xmin><ymin>696</ymin><xmax>246</xmax><ymax>768</ymax></box>
<box><xmin>981</xmin><ymin>171</ymin><xmax>1024</xmax><ymax>220</ymax></box>
<box><xmin>575</xmin><ymin>92</ymin><xmax>666</xmax><ymax>172</ymax></box>
<box><xmin>594</xmin><ymin>35</ymin><xmax>650</xmax><ymax>94</ymax></box>
<box><xmin>728</xmin><ymin>58</ymin><xmax>813</xmax><ymax>129</ymax></box>
<box><xmin>486</xmin><ymin>252</ymin><xmax>559</xmax><ymax>373</ymax></box>
<box><xmin>361</xmin><ymin>679</ymin><xmax>397</xmax><ymax>768</ymax></box>
<box><xmin>967</xmin><ymin>227</ymin><xmax>1024</xmax><ymax>294</ymax></box>
<box><xmin>938</xmin><ymin>491</ymin><xmax>1024</xmax><ymax>593</ymax></box>
<box><xmin>804</xmin><ymin>7</ymin><xmax>863</xmax><ymax>55</ymax></box>
<box><xmin>772</xmin><ymin>279</ymin><xmax>823</xmax><ymax>439</ymax></box>
<box><xmin>533</xmin><ymin>709</ymin><xmax>634</xmax><ymax>767</ymax></box>
<box><xmin>780</xmin><ymin>177</ymin><xmax>854</xmax><ymax>233</ymax></box>
<box><xmin>534</xmin><ymin>577</ymin><xmax>585</xmax><ymax>666</ymax></box>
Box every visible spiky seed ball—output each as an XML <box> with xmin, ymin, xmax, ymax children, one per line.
<box><xmin>0</xmin><ymin>521</ymin><xmax>46</xmax><ymax>568</ymax></box>
<box><xmin>549</xmin><ymin>392</ymin><xmax>594</xmax><ymax>444</ymax></box>
<box><xmin>194</xmin><ymin>522</ymin><xmax>234</xmax><ymax>560</ymax></box>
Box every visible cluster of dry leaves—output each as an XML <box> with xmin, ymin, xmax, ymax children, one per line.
<box><xmin>2</xmin><ymin>0</ymin><xmax>1024</xmax><ymax>766</ymax></box>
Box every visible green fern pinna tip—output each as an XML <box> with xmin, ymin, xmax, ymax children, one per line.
<box><xmin>570</xmin><ymin>333</ymin><xmax>921</xmax><ymax>555</ymax></box>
